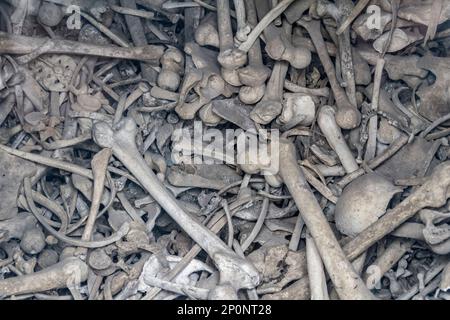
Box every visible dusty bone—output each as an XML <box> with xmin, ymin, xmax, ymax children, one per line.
<box><xmin>317</xmin><ymin>105</ymin><xmax>358</xmax><ymax>174</ymax></box>
<box><xmin>167</xmin><ymin>164</ymin><xmax>242</xmax><ymax>191</ymax></box>
<box><xmin>416</xmin><ymin>54</ymin><xmax>450</xmax><ymax>123</ymax></box>
<box><xmin>317</xmin><ymin>0</ymin><xmax>357</xmax><ymax>106</ymax></box>
<box><xmin>216</xmin><ymin>0</ymin><xmax>247</xmax><ymax>86</ymax></box>
<box><xmin>335</xmin><ymin>173</ymin><xmax>403</xmax><ymax>237</ymax></box>
<box><xmin>195</xmin><ymin>13</ymin><xmax>220</xmax><ymax>48</ymax></box>
<box><xmin>315</xmin><ymin>164</ymin><xmax>346</xmax><ymax>177</ymax></box>
<box><xmin>306</xmin><ymin>232</ymin><xmax>329</xmax><ymax>300</ymax></box>
<box><xmin>0</xmin><ymin>257</ymin><xmax>88</xmax><ymax>297</ymax></box>
<box><xmin>0</xmin><ymin>148</ymin><xmax>38</xmax><ymax>221</ymax></box>
<box><xmin>363</xmin><ymin>239</ymin><xmax>413</xmax><ymax>290</ymax></box>
<box><xmin>150</xmin><ymin>86</ymin><xmax>179</xmax><ymax>101</ymax></box>
<box><xmin>237</xmin><ymin>0</ymin><xmax>271</xmax><ymax>105</ymax></box>
<box><xmin>278</xmin><ymin>93</ymin><xmax>316</xmax><ymax>129</ymax></box>
<box><xmin>237</xmin><ymin>0</ymin><xmax>296</xmax><ymax>53</ymax></box>
<box><xmin>176</xmin><ymin>43</ymin><xmax>226</xmax><ymax>119</ymax></box>
<box><xmin>375</xmin><ymin>137</ymin><xmax>435</xmax><ymax>181</ymax></box>
<box><xmin>0</xmin><ymin>213</ymin><xmax>36</xmax><ymax>243</ymax></box>
<box><xmin>250</xmin><ymin>61</ymin><xmax>288</xmax><ymax>124</ymax></box>
<box><xmin>157</xmin><ymin>47</ymin><xmax>184</xmax><ymax>92</ymax></box>
<box><xmin>299</xmin><ymin>19</ymin><xmax>361</xmax><ymax>130</ymax></box>
<box><xmin>357</xmin><ymin>45</ymin><xmax>427</xmax><ymax>87</ymax></box>
<box><xmin>277</xmin><ymin>138</ymin><xmax>374</xmax><ymax>299</ymax></box>
<box><xmin>233</xmin><ymin>0</ymin><xmax>251</xmax><ymax>43</ymax></box>
<box><xmin>199</xmin><ymin>103</ymin><xmax>223</xmax><ymax>126</ymax></box>
<box><xmin>0</xmin><ymin>32</ymin><xmax>164</xmax><ymax>62</ymax></box>
<box><xmin>255</xmin><ymin>0</ymin><xmax>311</xmax><ymax>69</ymax></box>
<box><xmin>211</xmin><ymin>98</ymin><xmax>256</xmax><ymax>131</ymax></box>
<box><xmin>373</xmin><ymin>28</ymin><xmax>422</xmax><ymax>53</ymax></box>
<box><xmin>352</xmin><ymin>9</ymin><xmax>393</xmax><ymax>41</ymax></box>
<box><xmin>92</xmin><ymin>118</ymin><xmax>260</xmax><ymax>298</ymax></box>
<box><xmin>284</xmin><ymin>80</ymin><xmax>330</xmax><ymax>97</ymax></box>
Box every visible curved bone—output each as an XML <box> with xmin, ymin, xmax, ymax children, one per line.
<box><xmin>92</xmin><ymin>118</ymin><xmax>260</xmax><ymax>299</ymax></box>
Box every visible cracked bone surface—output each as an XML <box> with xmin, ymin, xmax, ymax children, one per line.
<box><xmin>277</xmin><ymin>138</ymin><xmax>375</xmax><ymax>299</ymax></box>
<box><xmin>92</xmin><ymin>117</ymin><xmax>260</xmax><ymax>299</ymax></box>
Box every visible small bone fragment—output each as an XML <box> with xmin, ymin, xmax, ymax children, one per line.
<box><xmin>167</xmin><ymin>164</ymin><xmax>241</xmax><ymax>190</ymax></box>
<box><xmin>211</xmin><ymin>99</ymin><xmax>256</xmax><ymax>131</ymax></box>
<box><xmin>373</xmin><ymin>29</ymin><xmax>422</xmax><ymax>53</ymax></box>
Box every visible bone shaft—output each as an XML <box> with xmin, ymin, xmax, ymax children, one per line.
<box><xmin>112</xmin><ymin>142</ymin><xmax>235</xmax><ymax>259</ymax></box>
<box><xmin>363</xmin><ymin>239</ymin><xmax>413</xmax><ymax>288</ymax></box>
<box><xmin>0</xmin><ymin>258</ymin><xmax>88</xmax><ymax>297</ymax></box>
<box><xmin>306</xmin><ymin>233</ymin><xmax>329</xmax><ymax>300</ymax></box>
<box><xmin>0</xmin><ymin>32</ymin><xmax>163</xmax><ymax>61</ymax></box>
<box><xmin>120</xmin><ymin>0</ymin><xmax>158</xmax><ymax>82</ymax></box>
<box><xmin>217</xmin><ymin>0</ymin><xmax>234</xmax><ymax>50</ymax></box>
<box><xmin>279</xmin><ymin>140</ymin><xmax>374</xmax><ymax>300</ymax></box>
<box><xmin>266</xmin><ymin>61</ymin><xmax>288</xmax><ymax>100</ymax></box>
<box><xmin>318</xmin><ymin>107</ymin><xmax>358</xmax><ymax>173</ymax></box>
<box><xmin>302</xmin><ymin>21</ymin><xmax>351</xmax><ymax>108</ymax></box>
<box><xmin>245</xmin><ymin>0</ymin><xmax>264</xmax><ymax>66</ymax></box>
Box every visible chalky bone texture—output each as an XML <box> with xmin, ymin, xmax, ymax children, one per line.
<box><xmin>92</xmin><ymin>117</ymin><xmax>260</xmax><ymax>299</ymax></box>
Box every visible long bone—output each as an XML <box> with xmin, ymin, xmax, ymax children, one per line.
<box><xmin>217</xmin><ymin>0</ymin><xmax>247</xmax><ymax>86</ymax></box>
<box><xmin>237</xmin><ymin>0</ymin><xmax>271</xmax><ymax>104</ymax></box>
<box><xmin>298</xmin><ymin>19</ymin><xmax>361</xmax><ymax>130</ymax></box>
<box><xmin>0</xmin><ymin>32</ymin><xmax>164</xmax><ymax>62</ymax></box>
<box><xmin>92</xmin><ymin>118</ymin><xmax>260</xmax><ymax>299</ymax></box>
<box><xmin>255</xmin><ymin>0</ymin><xmax>311</xmax><ymax>69</ymax></box>
<box><xmin>266</xmin><ymin>161</ymin><xmax>450</xmax><ymax>299</ymax></box>
<box><xmin>277</xmin><ymin>138</ymin><xmax>375</xmax><ymax>300</ymax></box>
<box><xmin>0</xmin><ymin>257</ymin><xmax>88</xmax><ymax>297</ymax></box>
